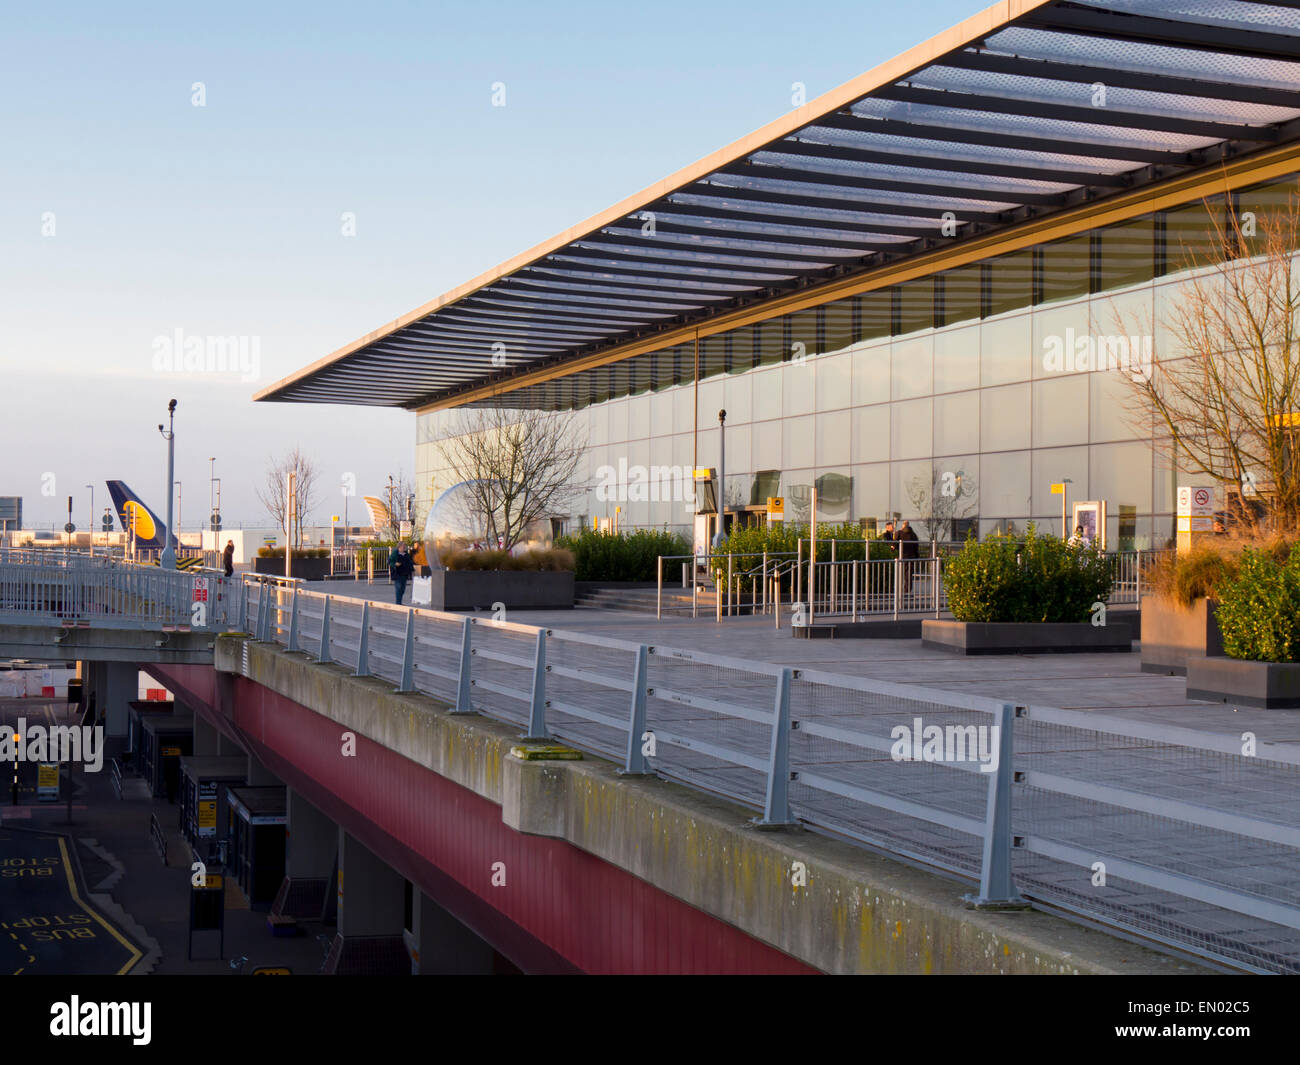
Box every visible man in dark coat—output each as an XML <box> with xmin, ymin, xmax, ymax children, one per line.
<box><xmin>389</xmin><ymin>542</ymin><xmax>415</xmax><ymax>604</ymax></box>
<box><xmin>222</xmin><ymin>540</ymin><xmax>235</xmax><ymax>577</ymax></box>
<box><xmin>896</xmin><ymin>520</ymin><xmax>919</xmax><ymax>594</ymax></box>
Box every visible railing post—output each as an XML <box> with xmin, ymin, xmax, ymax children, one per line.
<box><xmin>964</xmin><ymin>703</ymin><xmax>1027</xmax><ymax>909</ymax></box>
<box><xmin>1135</xmin><ymin>547</ymin><xmax>1143</xmax><ymax>607</ymax></box>
<box><xmin>621</xmin><ymin>644</ymin><xmax>651</xmax><ymax>775</ymax></box>
<box><xmin>754</xmin><ymin>667</ymin><xmax>796</xmax><ymax>827</ymax></box>
<box><xmin>286</xmin><ymin>586</ymin><xmax>301</xmax><ymax>653</ymax></box>
<box><xmin>451</xmin><ymin>616</ymin><xmax>474</xmax><ymax>714</ymax></box>
<box><xmin>851</xmin><ymin>559</ymin><xmax>858</xmax><ymax>623</ymax></box>
<box><xmin>395</xmin><ymin>608</ymin><xmax>416</xmax><ymax>693</ymax></box>
<box><xmin>523</xmin><ymin>628</ymin><xmax>550</xmax><ymax>740</ymax></box>
<box><xmin>318</xmin><ymin>595</ymin><xmax>333</xmax><ymax>664</ymax></box>
<box><xmin>727</xmin><ymin>552</ymin><xmax>733</xmax><ymax>617</ymax></box>
<box><xmin>893</xmin><ymin>553</ymin><xmax>900</xmax><ymax>621</ymax></box>
<box><xmin>762</xmin><ymin>550</ymin><xmax>768</xmax><ymax>615</ymax></box>
<box><xmin>354</xmin><ymin>599</ymin><xmax>371</xmax><ymax>677</ymax></box>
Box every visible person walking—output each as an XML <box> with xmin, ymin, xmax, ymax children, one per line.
<box><xmin>389</xmin><ymin>542</ymin><xmax>414</xmax><ymax>604</ymax></box>
<box><xmin>896</xmin><ymin>520</ymin><xmax>919</xmax><ymax>595</ymax></box>
<box><xmin>222</xmin><ymin>540</ymin><xmax>235</xmax><ymax>577</ymax></box>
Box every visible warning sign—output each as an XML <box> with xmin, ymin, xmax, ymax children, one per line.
<box><xmin>192</xmin><ymin>578</ymin><xmax>209</xmax><ymax>603</ymax></box>
<box><xmin>37</xmin><ymin>763</ymin><xmax>59</xmax><ymax>801</ymax></box>
<box><xmin>1177</xmin><ymin>485</ymin><xmax>1215</xmax><ymax>532</ymax></box>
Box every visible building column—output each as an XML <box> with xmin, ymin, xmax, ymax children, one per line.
<box><xmin>325</xmin><ymin>830</ymin><xmax>408</xmax><ymax>975</ymax></box>
<box><xmin>408</xmin><ymin>890</ymin><xmax>495</xmax><ymax>975</ymax></box>
<box><xmin>246</xmin><ymin>753</ymin><xmax>277</xmax><ymax>785</ymax></box>
<box><xmin>101</xmin><ymin>662</ymin><xmax>135</xmax><ymax>739</ymax></box>
<box><xmin>272</xmin><ymin>789</ymin><xmax>337</xmax><ymax>922</ymax></box>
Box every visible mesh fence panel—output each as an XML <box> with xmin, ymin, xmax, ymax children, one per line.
<box><xmin>644</xmin><ymin>649</ymin><xmax>777</xmax><ymax>808</ymax></box>
<box><xmin>1013</xmin><ymin>717</ymin><xmax>1300</xmax><ymax>974</ymax></box>
<box><xmin>790</xmin><ymin>676</ymin><xmax>993</xmax><ymax>875</ymax></box>
<box><xmin>326</xmin><ymin>597</ymin><xmax>365</xmax><ymax>672</ymax></box>
<box><xmin>468</xmin><ymin>622</ymin><xmax>538</xmax><ymax>728</ymax></box>
<box><xmin>411</xmin><ymin>612</ymin><xmax>469</xmax><ymax>705</ymax></box>
<box><xmin>544</xmin><ymin>632</ymin><xmax>637</xmax><ymax>762</ymax></box>
<box><xmin>365</xmin><ymin>608</ymin><xmax>407</xmax><ymax>686</ymax></box>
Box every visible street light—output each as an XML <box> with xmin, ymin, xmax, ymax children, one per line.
<box><xmin>85</xmin><ymin>485</ymin><xmax>94</xmax><ymax>558</ymax></box>
<box><xmin>158</xmin><ymin>399</ymin><xmax>177</xmax><ymax>569</ymax></box>
<box><xmin>712</xmin><ymin>409</ymin><xmax>727</xmax><ymax>549</ymax></box>
<box><xmin>175</xmin><ymin>481</ymin><xmax>182</xmax><ymax>542</ymax></box>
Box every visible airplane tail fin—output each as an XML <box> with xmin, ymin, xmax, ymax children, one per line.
<box><xmin>105</xmin><ymin>480</ymin><xmax>176</xmax><ymax>551</ymax></box>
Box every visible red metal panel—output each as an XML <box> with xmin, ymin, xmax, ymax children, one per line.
<box><xmin>148</xmin><ymin>663</ymin><xmax>816</xmax><ymax>975</ymax></box>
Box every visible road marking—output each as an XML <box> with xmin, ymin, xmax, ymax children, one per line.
<box><xmin>56</xmin><ymin>838</ymin><xmax>141</xmax><ymax>974</ymax></box>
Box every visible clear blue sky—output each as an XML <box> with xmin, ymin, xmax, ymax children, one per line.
<box><xmin>0</xmin><ymin>0</ymin><xmax>988</xmax><ymax>529</ymax></box>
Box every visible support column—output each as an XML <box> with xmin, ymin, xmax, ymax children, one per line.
<box><xmin>246</xmin><ymin>753</ymin><xmax>278</xmax><ymax>786</ymax></box>
<box><xmin>101</xmin><ymin>662</ymin><xmax>135</xmax><ymax>739</ymax></box>
<box><xmin>272</xmin><ymin>789</ymin><xmax>337</xmax><ymax>922</ymax></box>
<box><xmin>326</xmin><ymin>830</ymin><xmax>408</xmax><ymax>975</ymax></box>
<box><xmin>408</xmin><ymin>890</ymin><xmax>495</xmax><ymax>975</ymax></box>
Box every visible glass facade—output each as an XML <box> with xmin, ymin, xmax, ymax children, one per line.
<box><xmin>416</xmin><ymin>172</ymin><xmax>1300</xmax><ymax>550</ymax></box>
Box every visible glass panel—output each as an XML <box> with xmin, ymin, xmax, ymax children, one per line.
<box><xmin>1090</xmin><ymin>368</ymin><xmax>1143</xmax><ymax>443</ymax></box>
<box><xmin>981</xmin><ymin>383</ymin><xmax>1030</xmax><ymax>452</ymax></box>
<box><xmin>981</xmin><ymin>314</ymin><xmax>1032</xmax><ymax>387</ymax></box>
<box><xmin>1166</xmin><ymin>196</ymin><xmax>1225</xmax><ymax>275</ymax></box>
<box><xmin>756</xmin><ymin>320</ymin><xmax>784</xmax><ymax>367</ymax></box>
<box><xmin>1032</xmin><ymin>375</ymin><xmax>1089</xmax><ymax>449</ymax></box>
<box><xmin>891</xmin><ymin>335</ymin><xmax>933</xmax><ymax>400</ymax></box>
<box><xmin>989</xmin><ymin>250</ymin><xmax>1033</xmax><ymax>317</ymax></box>
<box><xmin>753</xmin><ymin>365</ymin><xmax>782</xmax><ymax>423</ymax></box>
<box><xmin>890</xmin><ymin>397</ymin><xmax>932</xmax><ymax>460</ymax></box>
<box><xmin>789</xmin><ymin>308</ymin><xmax>819</xmax><ymax>363</ymax></box>
<box><xmin>1031</xmin><ymin>446</ymin><xmax>1089</xmax><ymax>526</ymax></box>
<box><xmin>1238</xmin><ymin>176</ymin><xmax>1300</xmax><ymax>259</ymax></box>
<box><xmin>753</xmin><ymin>416</ymin><xmax>781</xmax><ymax>470</ymax></box>
<box><xmin>852</xmin><ymin>342</ymin><xmax>890</xmax><ymax>407</ymax></box>
<box><xmin>941</xmin><ymin>264</ymin><xmax>981</xmax><ymax>327</ymax></box>
<box><xmin>859</xmin><ymin>289</ymin><xmax>892</xmax><ymax>344</ymax></box>
<box><xmin>896</xmin><ymin>279</ymin><xmax>933</xmax><ymax>336</ymax></box>
<box><xmin>979</xmin><ymin>450</ymin><xmax>1031</xmax><ymax>524</ymax></box>
<box><xmin>1091</xmin><ymin>440</ymin><xmax>1153</xmax><ymax>515</ymax></box>
<box><xmin>815</xmin><ymin>468</ymin><xmax>854</xmax><ymax>522</ymax></box>
<box><xmin>627</xmin><ymin>393</ymin><xmax>650</xmax><ymax>440</ymax></box>
<box><xmin>815</xmin><ymin>350</ymin><xmax>852</xmax><ymax>412</ymax></box>
<box><xmin>1040</xmin><ymin>232</ymin><xmax>1091</xmax><ymax>305</ymax></box>
<box><xmin>1099</xmin><ymin>215</ymin><xmax>1155</xmax><ymax>292</ymax></box>
<box><xmin>933</xmin><ymin>323</ymin><xmax>980</xmax><ymax>393</ymax></box>
<box><xmin>851</xmin><ymin>463</ymin><xmax>891</xmax><ymax>523</ymax></box>
<box><xmin>825</xmin><ymin>297</ymin><xmax>855</xmax><ymax>356</ymax></box>
<box><xmin>783</xmin><ymin>415</ymin><xmax>815</xmax><ymax>470</ymax></box>
<box><xmin>699</xmin><ymin>334</ymin><xmax>726</xmax><ymax>380</ymax></box>
<box><xmin>852</xmin><ymin>404</ymin><xmax>890</xmax><ymax>465</ymax></box>
<box><xmin>934</xmin><ymin>391</ymin><xmax>979</xmax><ymax>456</ymax></box>
<box><xmin>723</xmin><ymin>372</ymin><xmax>752</xmax><ymax>426</ymax></box>
<box><xmin>783</xmin><ymin>359</ymin><xmax>815</xmax><ymax>418</ymax></box>
<box><xmin>816</xmin><ymin>410</ymin><xmax>851</xmax><ymax>468</ymax></box>
<box><xmin>1033</xmin><ymin>301</ymin><xmax>1090</xmax><ymax>380</ymax></box>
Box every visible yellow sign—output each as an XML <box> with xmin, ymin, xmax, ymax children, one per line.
<box><xmin>161</xmin><ymin>746</ymin><xmax>181</xmax><ymax>756</ymax></box>
<box><xmin>198</xmin><ymin>800</ymin><xmax>217</xmax><ymax>831</ymax></box>
<box><xmin>1050</xmin><ymin>483</ymin><xmax>1065</xmax><ymax>495</ymax></box>
<box><xmin>252</xmin><ymin>966</ymin><xmax>292</xmax><ymax>975</ymax></box>
<box><xmin>693</xmin><ymin>468</ymin><xmax>712</xmax><ymax>479</ymax></box>
<box><xmin>1268</xmin><ymin>411</ymin><xmax>1300</xmax><ymax>428</ymax></box>
<box><xmin>767</xmin><ymin>496</ymin><xmax>785</xmax><ymax>515</ymax></box>
<box><xmin>37</xmin><ymin>763</ymin><xmax>59</xmax><ymax>801</ymax></box>
<box><xmin>196</xmin><ymin>874</ymin><xmax>223</xmax><ymax>891</ymax></box>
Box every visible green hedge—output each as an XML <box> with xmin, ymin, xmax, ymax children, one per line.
<box><xmin>257</xmin><ymin>546</ymin><xmax>328</xmax><ymax>559</ymax></box>
<box><xmin>943</xmin><ymin>526</ymin><xmax>1113</xmax><ymax>623</ymax></box>
<box><xmin>1215</xmin><ymin>547</ymin><xmax>1300</xmax><ymax>662</ymax></box>
<box><xmin>555</xmin><ymin>529</ymin><xmax>690</xmax><ymax>582</ymax></box>
<box><xmin>441</xmin><ymin>547</ymin><xmax>574</xmax><ymax>572</ymax></box>
<box><xmin>715</xmin><ymin>522</ymin><xmax>898</xmax><ymax>593</ymax></box>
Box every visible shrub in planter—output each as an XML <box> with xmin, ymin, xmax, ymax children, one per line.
<box><xmin>944</xmin><ymin>525</ymin><xmax>1113</xmax><ymax>623</ymax></box>
<box><xmin>1214</xmin><ymin>547</ymin><xmax>1300</xmax><ymax>662</ymax></box>
<box><xmin>256</xmin><ymin>546</ymin><xmax>328</xmax><ymax>558</ymax></box>
<box><xmin>440</xmin><ymin>547</ymin><xmax>574</xmax><ymax>572</ymax></box>
<box><xmin>555</xmin><ymin>529</ymin><xmax>689</xmax><ymax>582</ymax></box>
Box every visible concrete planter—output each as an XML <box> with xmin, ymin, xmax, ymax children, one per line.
<box><xmin>253</xmin><ymin>556</ymin><xmax>330</xmax><ymax>581</ymax></box>
<box><xmin>429</xmin><ymin>570</ymin><xmax>574</xmax><ymax>611</ymax></box>
<box><xmin>921</xmin><ymin>619</ymin><xmax>1132</xmax><ymax>655</ymax></box>
<box><xmin>1140</xmin><ymin>596</ymin><xmax>1223</xmax><ymax>675</ymax></box>
<box><xmin>1186</xmin><ymin>654</ymin><xmax>1300</xmax><ymax>709</ymax></box>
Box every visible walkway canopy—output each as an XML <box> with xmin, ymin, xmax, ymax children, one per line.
<box><xmin>256</xmin><ymin>0</ymin><xmax>1300</xmax><ymax>412</ymax></box>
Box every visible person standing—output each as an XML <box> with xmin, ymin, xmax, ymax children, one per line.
<box><xmin>389</xmin><ymin>542</ymin><xmax>414</xmax><ymax>605</ymax></box>
<box><xmin>896</xmin><ymin>520</ymin><xmax>919</xmax><ymax>595</ymax></box>
<box><xmin>222</xmin><ymin>540</ymin><xmax>235</xmax><ymax>577</ymax></box>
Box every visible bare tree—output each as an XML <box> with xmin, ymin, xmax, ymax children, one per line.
<box><xmin>256</xmin><ymin>447</ymin><xmax>319</xmax><ymax>545</ymax></box>
<box><xmin>434</xmin><ymin>406</ymin><xmax>586</xmax><ymax>550</ymax></box>
<box><xmin>1119</xmin><ymin>182</ymin><xmax>1300</xmax><ymax>534</ymax></box>
<box><xmin>376</xmin><ymin>469</ymin><xmax>425</xmax><ymax>541</ymax></box>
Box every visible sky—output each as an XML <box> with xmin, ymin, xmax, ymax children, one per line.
<box><xmin>1</xmin><ymin>0</ymin><xmax>988</xmax><ymax>530</ymax></box>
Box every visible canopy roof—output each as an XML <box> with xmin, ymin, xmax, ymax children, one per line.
<box><xmin>256</xmin><ymin>0</ymin><xmax>1300</xmax><ymax>410</ymax></box>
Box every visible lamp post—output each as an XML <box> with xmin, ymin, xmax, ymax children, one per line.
<box><xmin>159</xmin><ymin>399</ymin><xmax>177</xmax><ymax>569</ymax></box>
<box><xmin>175</xmin><ymin>481</ymin><xmax>182</xmax><ymax>544</ymax></box>
<box><xmin>85</xmin><ymin>485</ymin><xmax>94</xmax><ymax>558</ymax></box>
<box><xmin>713</xmin><ymin>409</ymin><xmax>727</xmax><ymax>549</ymax></box>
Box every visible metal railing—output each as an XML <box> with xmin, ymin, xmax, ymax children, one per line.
<box><xmin>235</xmin><ymin>579</ymin><xmax>1300</xmax><ymax>973</ymax></box>
<box><xmin>656</xmin><ymin>545</ymin><xmax>1174</xmax><ymax>623</ymax></box>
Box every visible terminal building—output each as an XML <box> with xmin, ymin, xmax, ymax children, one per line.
<box><xmin>256</xmin><ymin>0</ymin><xmax>1300</xmax><ymax>552</ymax></box>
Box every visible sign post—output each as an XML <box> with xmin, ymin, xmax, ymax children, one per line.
<box><xmin>1177</xmin><ymin>485</ymin><xmax>1215</xmax><ymax>553</ymax></box>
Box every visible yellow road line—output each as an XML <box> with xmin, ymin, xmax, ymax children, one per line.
<box><xmin>56</xmin><ymin>837</ymin><xmax>142</xmax><ymax>975</ymax></box>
